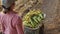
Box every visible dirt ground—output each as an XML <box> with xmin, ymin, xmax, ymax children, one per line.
<box><xmin>41</xmin><ymin>0</ymin><xmax>60</xmax><ymax>34</ymax></box>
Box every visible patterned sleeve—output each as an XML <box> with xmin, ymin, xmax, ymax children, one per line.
<box><xmin>15</xmin><ymin>17</ymin><xmax>24</xmax><ymax>34</ymax></box>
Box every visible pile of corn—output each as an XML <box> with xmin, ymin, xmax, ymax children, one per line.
<box><xmin>23</xmin><ymin>9</ymin><xmax>44</xmax><ymax>28</ymax></box>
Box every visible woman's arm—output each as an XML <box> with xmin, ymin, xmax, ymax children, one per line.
<box><xmin>15</xmin><ymin>17</ymin><xmax>24</xmax><ymax>34</ymax></box>
<box><xmin>0</xmin><ymin>19</ymin><xmax>5</xmax><ymax>34</ymax></box>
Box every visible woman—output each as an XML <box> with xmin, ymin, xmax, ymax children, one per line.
<box><xmin>0</xmin><ymin>0</ymin><xmax>24</xmax><ymax>34</ymax></box>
